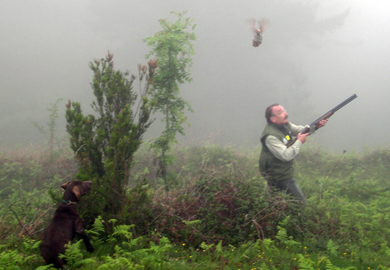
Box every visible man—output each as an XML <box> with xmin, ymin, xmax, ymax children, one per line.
<box><xmin>258</xmin><ymin>104</ymin><xmax>327</xmax><ymax>204</ymax></box>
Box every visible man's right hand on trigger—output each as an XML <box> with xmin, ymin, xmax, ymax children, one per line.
<box><xmin>297</xmin><ymin>132</ymin><xmax>309</xmax><ymax>144</ymax></box>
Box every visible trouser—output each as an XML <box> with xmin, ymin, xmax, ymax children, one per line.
<box><xmin>268</xmin><ymin>178</ymin><xmax>306</xmax><ymax>204</ymax></box>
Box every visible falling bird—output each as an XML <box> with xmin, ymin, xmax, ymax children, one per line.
<box><xmin>249</xmin><ymin>18</ymin><xmax>269</xmax><ymax>47</ymax></box>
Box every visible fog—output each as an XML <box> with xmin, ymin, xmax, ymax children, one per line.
<box><xmin>1</xmin><ymin>0</ymin><xmax>389</xmax><ymax>152</ymax></box>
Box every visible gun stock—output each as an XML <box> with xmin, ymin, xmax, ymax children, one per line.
<box><xmin>286</xmin><ymin>94</ymin><xmax>357</xmax><ymax>148</ymax></box>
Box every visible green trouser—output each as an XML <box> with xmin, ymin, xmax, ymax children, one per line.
<box><xmin>269</xmin><ymin>178</ymin><xmax>306</xmax><ymax>204</ymax></box>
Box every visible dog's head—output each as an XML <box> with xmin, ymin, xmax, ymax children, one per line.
<box><xmin>61</xmin><ymin>181</ymin><xmax>92</xmax><ymax>201</ymax></box>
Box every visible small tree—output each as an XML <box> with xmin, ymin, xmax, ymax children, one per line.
<box><xmin>143</xmin><ymin>11</ymin><xmax>196</xmax><ymax>188</ymax></box>
<box><xmin>65</xmin><ymin>52</ymin><xmax>157</xmax><ymax>223</ymax></box>
<box><xmin>32</xmin><ymin>98</ymin><xmax>64</xmax><ymax>158</ymax></box>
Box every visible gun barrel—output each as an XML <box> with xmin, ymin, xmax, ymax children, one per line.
<box><xmin>287</xmin><ymin>94</ymin><xmax>357</xmax><ymax>148</ymax></box>
<box><xmin>331</xmin><ymin>94</ymin><xmax>357</xmax><ymax>113</ymax></box>
<box><xmin>309</xmin><ymin>94</ymin><xmax>357</xmax><ymax>126</ymax></box>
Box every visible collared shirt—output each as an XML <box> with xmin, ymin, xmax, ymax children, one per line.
<box><xmin>264</xmin><ymin>123</ymin><xmax>316</xmax><ymax>162</ymax></box>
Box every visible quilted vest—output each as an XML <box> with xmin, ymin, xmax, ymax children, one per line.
<box><xmin>259</xmin><ymin>123</ymin><xmax>294</xmax><ymax>183</ymax></box>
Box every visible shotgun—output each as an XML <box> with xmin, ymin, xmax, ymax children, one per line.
<box><xmin>286</xmin><ymin>94</ymin><xmax>357</xmax><ymax>147</ymax></box>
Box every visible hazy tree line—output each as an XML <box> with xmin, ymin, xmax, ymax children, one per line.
<box><xmin>0</xmin><ymin>1</ymin><xmax>352</xmax><ymax>151</ymax></box>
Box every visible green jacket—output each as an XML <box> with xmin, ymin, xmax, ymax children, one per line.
<box><xmin>259</xmin><ymin>123</ymin><xmax>294</xmax><ymax>183</ymax></box>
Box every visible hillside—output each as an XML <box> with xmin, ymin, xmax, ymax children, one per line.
<box><xmin>0</xmin><ymin>144</ymin><xmax>389</xmax><ymax>269</ymax></box>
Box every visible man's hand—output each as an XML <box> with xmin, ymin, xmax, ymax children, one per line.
<box><xmin>297</xmin><ymin>132</ymin><xmax>309</xmax><ymax>144</ymax></box>
<box><xmin>316</xmin><ymin>119</ymin><xmax>328</xmax><ymax>129</ymax></box>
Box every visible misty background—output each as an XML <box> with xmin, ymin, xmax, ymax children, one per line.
<box><xmin>1</xmin><ymin>0</ymin><xmax>389</xmax><ymax>152</ymax></box>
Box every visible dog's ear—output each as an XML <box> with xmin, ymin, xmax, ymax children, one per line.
<box><xmin>82</xmin><ymin>181</ymin><xmax>92</xmax><ymax>195</ymax></box>
<box><xmin>72</xmin><ymin>186</ymin><xmax>81</xmax><ymax>200</ymax></box>
<box><xmin>61</xmin><ymin>182</ymin><xmax>70</xmax><ymax>190</ymax></box>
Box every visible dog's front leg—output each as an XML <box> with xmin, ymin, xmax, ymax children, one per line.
<box><xmin>75</xmin><ymin>218</ymin><xmax>94</xmax><ymax>253</ymax></box>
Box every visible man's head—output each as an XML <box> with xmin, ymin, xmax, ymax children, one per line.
<box><xmin>265</xmin><ymin>104</ymin><xmax>289</xmax><ymax>125</ymax></box>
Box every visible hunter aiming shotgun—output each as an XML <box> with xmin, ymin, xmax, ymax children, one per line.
<box><xmin>286</xmin><ymin>94</ymin><xmax>357</xmax><ymax>147</ymax></box>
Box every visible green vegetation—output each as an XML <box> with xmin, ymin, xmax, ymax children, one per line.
<box><xmin>1</xmin><ymin>143</ymin><xmax>390</xmax><ymax>269</ymax></box>
<box><xmin>144</xmin><ymin>11</ymin><xmax>196</xmax><ymax>188</ymax></box>
<box><xmin>1</xmin><ymin>11</ymin><xmax>387</xmax><ymax>270</ymax></box>
<box><xmin>65</xmin><ymin>52</ymin><xmax>157</xmax><ymax>225</ymax></box>
<box><xmin>32</xmin><ymin>98</ymin><xmax>65</xmax><ymax>158</ymax></box>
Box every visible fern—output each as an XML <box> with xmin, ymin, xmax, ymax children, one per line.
<box><xmin>59</xmin><ymin>240</ymin><xmax>96</xmax><ymax>268</ymax></box>
<box><xmin>261</xmin><ymin>238</ymin><xmax>274</xmax><ymax>252</ymax></box>
<box><xmin>215</xmin><ymin>240</ymin><xmax>223</xmax><ymax>254</ymax></box>
<box><xmin>131</xmin><ymin>238</ymin><xmax>174</xmax><ymax>268</ymax></box>
<box><xmin>0</xmin><ymin>249</ymin><xmax>24</xmax><ymax>269</ymax></box>
<box><xmin>121</xmin><ymin>235</ymin><xmax>145</xmax><ymax>251</ymax></box>
<box><xmin>326</xmin><ymin>239</ymin><xmax>338</xmax><ymax>257</ymax></box>
<box><xmin>183</xmin><ymin>219</ymin><xmax>202</xmax><ymax>227</ymax></box>
<box><xmin>200</xmin><ymin>241</ymin><xmax>215</xmax><ymax>251</ymax></box>
<box><xmin>275</xmin><ymin>226</ymin><xmax>288</xmax><ymax>243</ymax></box>
<box><xmin>275</xmin><ymin>217</ymin><xmax>301</xmax><ymax>247</ymax></box>
<box><xmin>379</xmin><ymin>241</ymin><xmax>390</xmax><ymax>256</ymax></box>
<box><xmin>89</xmin><ymin>216</ymin><xmax>106</xmax><ymax>235</ymax></box>
<box><xmin>108</xmin><ymin>224</ymin><xmax>135</xmax><ymax>243</ymax></box>
<box><xmin>34</xmin><ymin>265</ymin><xmax>57</xmax><ymax>270</ymax></box>
<box><xmin>98</xmin><ymin>254</ymin><xmax>138</xmax><ymax>270</ymax></box>
<box><xmin>297</xmin><ymin>254</ymin><xmax>315</xmax><ymax>270</ymax></box>
<box><xmin>325</xmin><ymin>258</ymin><xmax>340</xmax><ymax>270</ymax></box>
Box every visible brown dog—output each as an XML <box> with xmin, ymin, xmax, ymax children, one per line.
<box><xmin>40</xmin><ymin>180</ymin><xmax>94</xmax><ymax>268</ymax></box>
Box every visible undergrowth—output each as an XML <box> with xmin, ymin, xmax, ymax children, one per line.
<box><xmin>1</xmin><ymin>144</ymin><xmax>390</xmax><ymax>269</ymax></box>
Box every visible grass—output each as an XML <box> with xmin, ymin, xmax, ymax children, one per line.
<box><xmin>1</xmin><ymin>143</ymin><xmax>390</xmax><ymax>269</ymax></box>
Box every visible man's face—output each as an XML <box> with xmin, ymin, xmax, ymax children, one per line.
<box><xmin>270</xmin><ymin>105</ymin><xmax>289</xmax><ymax>125</ymax></box>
